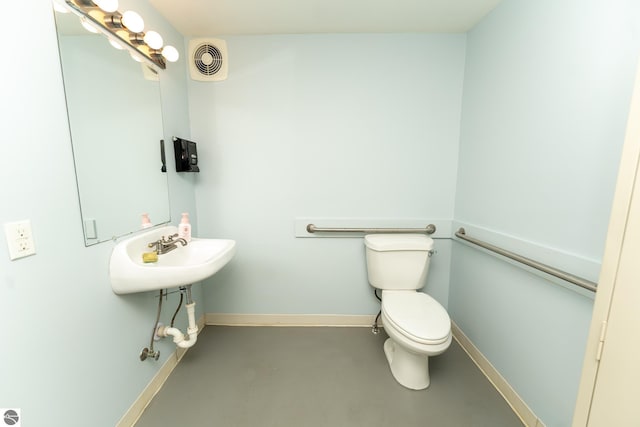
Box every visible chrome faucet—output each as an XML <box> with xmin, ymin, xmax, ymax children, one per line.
<box><xmin>148</xmin><ymin>233</ymin><xmax>188</xmax><ymax>255</ymax></box>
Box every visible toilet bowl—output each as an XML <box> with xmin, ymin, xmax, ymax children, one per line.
<box><xmin>364</xmin><ymin>234</ymin><xmax>451</xmax><ymax>390</ymax></box>
<box><xmin>381</xmin><ymin>290</ymin><xmax>452</xmax><ymax>389</ymax></box>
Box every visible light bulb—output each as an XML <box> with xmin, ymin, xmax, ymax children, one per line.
<box><xmin>93</xmin><ymin>0</ymin><xmax>118</xmax><ymax>13</ymax></box>
<box><xmin>52</xmin><ymin>0</ymin><xmax>69</xmax><ymax>13</ymax></box>
<box><xmin>122</xmin><ymin>10</ymin><xmax>144</xmax><ymax>33</ymax></box>
<box><xmin>143</xmin><ymin>31</ymin><xmax>163</xmax><ymax>50</ymax></box>
<box><xmin>109</xmin><ymin>38</ymin><xmax>124</xmax><ymax>50</ymax></box>
<box><xmin>162</xmin><ymin>45</ymin><xmax>179</xmax><ymax>62</ymax></box>
<box><xmin>80</xmin><ymin>17</ymin><xmax>100</xmax><ymax>33</ymax></box>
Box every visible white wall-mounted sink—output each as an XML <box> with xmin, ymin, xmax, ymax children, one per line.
<box><xmin>109</xmin><ymin>225</ymin><xmax>236</xmax><ymax>294</ymax></box>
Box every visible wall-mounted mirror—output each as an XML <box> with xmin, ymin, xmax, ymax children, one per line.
<box><xmin>53</xmin><ymin>8</ymin><xmax>170</xmax><ymax>245</ymax></box>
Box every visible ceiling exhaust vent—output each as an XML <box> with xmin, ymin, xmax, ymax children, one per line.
<box><xmin>188</xmin><ymin>38</ymin><xmax>228</xmax><ymax>81</ymax></box>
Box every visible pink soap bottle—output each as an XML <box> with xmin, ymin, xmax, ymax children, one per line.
<box><xmin>178</xmin><ymin>212</ymin><xmax>192</xmax><ymax>242</ymax></box>
<box><xmin>141</xmin><ymin>213</ymin><xmax>153</xmax><ymax>229</ymax></box>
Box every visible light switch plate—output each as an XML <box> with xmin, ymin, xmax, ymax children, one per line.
<box><xmin>4</xmin><ymin>220</ymin><xmax>36</xmax><ymax>260</ymax></box>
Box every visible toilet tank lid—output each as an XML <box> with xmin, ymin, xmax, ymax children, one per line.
<box><xmin>364</xmin><ymin>234</ymin><xmax>434</xmax><ymax>251</ymax></box>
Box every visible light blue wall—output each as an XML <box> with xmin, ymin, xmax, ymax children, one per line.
<box><xmin>189</xmin><ymin>34</ymin><xmax>466</xmax><ymax>314</ymax></box>
<box><xmin>451</xmin><ymin>0</ymin><xmax>640</xmax><ymax>425</ymax></box>
<box><xmin>0</xmin><ymin>1</ymin><xmax>196</xmax><ymax>425</ymax></box>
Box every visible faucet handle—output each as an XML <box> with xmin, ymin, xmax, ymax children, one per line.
<box><xmin>162</xmin><ymin>233</ymin><xmax>179</xmax><ymax>243</ymax></box>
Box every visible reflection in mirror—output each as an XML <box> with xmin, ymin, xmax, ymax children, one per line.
<box><xmin>54</xmin><ymin>8</ymin><xmax>170</xmax><ymax>245</ymax></box>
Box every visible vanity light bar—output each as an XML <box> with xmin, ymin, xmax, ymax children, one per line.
<box><xmin>59</xmin><ymin>0</ymin><xmax>180</xmax><ymax>70</ymax></box>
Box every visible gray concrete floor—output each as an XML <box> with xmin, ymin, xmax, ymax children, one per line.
<box><xmin>135</xmin><ymin>326</ymin><xmax>524</xmax><ymax>427</ymax></box>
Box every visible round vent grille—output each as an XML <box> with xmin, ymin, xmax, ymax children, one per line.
<box><xmin>194</xmin><ymin>44</ymin><xmax>223</xmax><ymax>76</ymax></box>
<box><xmin>188</xmin><ymin>38</ymin><xmax>228</xmax><ymax>81</ymax></box>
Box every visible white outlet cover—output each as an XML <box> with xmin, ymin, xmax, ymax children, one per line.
<box><xmin>4</xmin><ymin>220</ymin><xmax>36</xmax><ymax>260</ymax></box>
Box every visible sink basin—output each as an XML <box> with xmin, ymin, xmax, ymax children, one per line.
<box><xmin>110</xmin><ymin>225</ymin><xmax>236</xmax><ymax>294</ymax></box>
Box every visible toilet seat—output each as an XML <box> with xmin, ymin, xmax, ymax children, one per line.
<box><xmin>382</xmin><ymin>291</ymin><xmax>450</xmax><ymax>345</ymax></box>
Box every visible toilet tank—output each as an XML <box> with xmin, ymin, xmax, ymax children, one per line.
<box><xmin>364</xmin><ymin>234</ymin><xmax>434</xmax><ymax>290</ymax></box>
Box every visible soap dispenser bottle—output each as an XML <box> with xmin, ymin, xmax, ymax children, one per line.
<box><xmin>141</xmin><ymin>213</ymin><xmax>153</xmax><ymax>229</ymax></box>
<box><xmin>178</xmin><ymin>212</ymin><xmax>192</xmax><ymax>242</ymax></box>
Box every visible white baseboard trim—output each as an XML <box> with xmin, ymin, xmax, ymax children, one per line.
<box><xmin>206</xmin><ymin>313</ymin><xmax>377</xmax><ymax>327</ymax></box>
<box><xmin>451</xmin><ymin>322</ymin><xmax>545</xmax><ymax>427</ymax></box>
<box><xmin>116</xmin><ymin>314</ymin><xmax>206</xmax><ymax>427</ymax></box>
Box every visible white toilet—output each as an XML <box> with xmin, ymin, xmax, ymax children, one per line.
<box><xmin>364</xmin><ymin>234</ymin><xmax>452</xmax><ymax>390</ymax></box>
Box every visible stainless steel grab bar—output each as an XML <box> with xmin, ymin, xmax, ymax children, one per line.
<box><xmin>455</xmin><ymin>228</ymin><xmax>597</xmax><ymax>292</ymax></box>
<box><xmin>306</xmin><ymin>223</ymin><xmax>437</xmax><ymax>235</ymax></box>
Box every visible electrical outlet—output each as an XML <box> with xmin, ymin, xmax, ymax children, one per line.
<box><xmin>4</xmin><ymin>220</ymin><xmax>36</xmax><ymax>260</ymax></box>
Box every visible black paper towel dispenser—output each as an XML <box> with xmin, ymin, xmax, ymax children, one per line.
<box><xmin>173</xmin><ymin>136</ymin><xmax>200</xmax><ymax>172</ymax></box>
